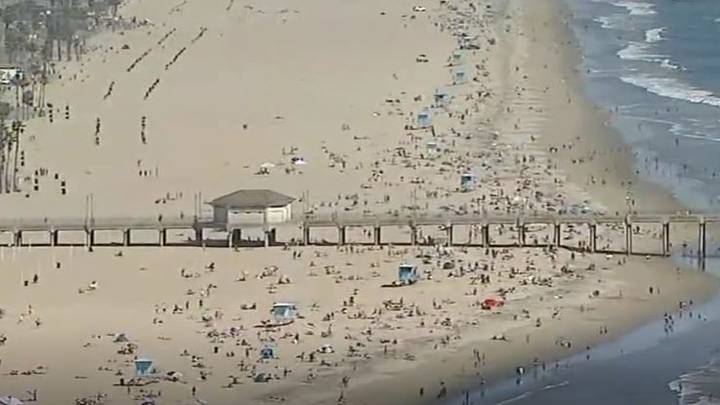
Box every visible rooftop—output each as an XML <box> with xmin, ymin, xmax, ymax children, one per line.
<box><xmin>209</xmin><ymin>189</ymin><xmax>295</xmax><ymax>209</ymax></box>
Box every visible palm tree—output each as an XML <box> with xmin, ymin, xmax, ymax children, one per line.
<box><xmin>0</xmin><ymin>102</ymin><xmax>10</xmax><ymax>194</ymax></box>
<box><xmin>0</xmin><ymin>131</ymin><xmax>5</xmax><ymax>194</ymax></box>
<box><xmin>109</xmin><ymin>0</ymin><xmax>121</xmax><ymax>17</ymax></box>
<box><xmin>4</xmin><ymin>129</ymin><xmax>14</xmax><ymax>193</ymax></box>
<box><xmin>10</xmin><ymin>72</ymin><xmax>20</xmax><ymax>121</ymax></box>
<box><xmin>11</xmin><ymin>120</ymin><xmax>24</xmax><ymax>192</ymax></box>
<box><xmin>2</xmin><ymin>124</ymin><xmax>13</xmax><ymax>193</ymax></box>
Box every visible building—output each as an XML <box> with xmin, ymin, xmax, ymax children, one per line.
<box><xmin>210</xmin><ymin>189</ymin><xmax>294</xmax><ymax>225</ymax></box>
<box><xmin>0</xmin><ymin>67</ymin><xmax>23</xmax><ymax>85</ymax></box>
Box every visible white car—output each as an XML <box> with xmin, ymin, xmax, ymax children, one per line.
<box><xmin>412</xmin><ymin>6</ymin><xmax>427</xmax><ymax>12</ymax></box>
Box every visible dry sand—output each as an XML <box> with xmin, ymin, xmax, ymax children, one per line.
<box><xmin>0</xmin><ymin>0</ymin><xmax>716</xmax><ymax>404</ymax></box>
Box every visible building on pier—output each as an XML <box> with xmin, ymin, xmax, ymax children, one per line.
<box><xmin>210</xmin><ymin>189</ymin><xmax>294</xmax><ymax>225</ymax></box>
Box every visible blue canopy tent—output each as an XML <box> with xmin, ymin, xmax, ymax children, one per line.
<box><xmin>0</xmin><ymin>396</ymin><xmax>24</xmax><ymax>405</ymax></box>
<box><xmin>134</xmin><ymin>358</ymin><xmax>154</xmax><ymax>376</ymax></box>
<box><xmin>260</xmin><ymin>346</ymin><xmax>275</xmax><ymax>360</ymax></box>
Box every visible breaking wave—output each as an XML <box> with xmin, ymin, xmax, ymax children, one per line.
<box><xmin>594</xmin><ymin>15</ymin><xmax>617</xmax><ymax>29</ymax></box>
<box><xmin>645</xmin><ymin>27</ymin><xmax>666</xmax><ymax>43</ymax></box>
<box><xmin>619</xmin><ymin>75</ymin><xmax>720</xmax><ymax>108</ymax></box>
<box><xmin>612</xmin><ymin>1</ymin><xmax>657</xmax><ymax>16</ymax></box>
<box><xmin>668</xmin><ymin>357</ymin><xmax>720</xmax><ymax>405</ymax></box>
<box><xmin>617</xmin><ymin>42</ymin><xmax>682</xmax><ymax>70</ymax></box>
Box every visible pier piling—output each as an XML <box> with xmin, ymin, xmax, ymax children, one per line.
<box><xmin>698</xmin><ymin>220</ymin><xmax>707</xmax><ymax>262</ymax></box>
<box><xmin>123</xmin><ymin>229</ymin><xmax>131</xmax><ymax>246</ymax></box>
<box><xmin>338</xmin><ymin>226</ymin><xmax>347</xmax><ymax>246</ymax></box>
<box><xmin>85</xmin><ymin>229</ymin><xmax>95</xmax><ymax>249</ymax></box>
<box><xmin>625</xmin><ymin>219</ymin><xmax>633</xmax><ymax>256</ymax></box>
<box><xmin>302</xmin><ymin>224</ymin><xmax>310</xmax><ymax>246</ymax></box>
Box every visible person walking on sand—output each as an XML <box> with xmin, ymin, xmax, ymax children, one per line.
<box><xmin>437</xmin><ymin>381</ymin><xmax>447</xmax><ymax>398</ymax></box>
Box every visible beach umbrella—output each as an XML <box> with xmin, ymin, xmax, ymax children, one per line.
<box><xmin>0</xmin><ymin>396</ymin><xmax>24</xmax><ymax>405</ymax></box>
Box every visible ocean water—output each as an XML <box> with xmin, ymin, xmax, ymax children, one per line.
<box><xmin>447</xmin><ymin>1</ymin><xmax>720</xmax><ymax>404</ymax></box>
<box><xmin>566</xmin><ymin>3</ymin><xmax>720</xmax><ymax>401</ymax></box>
<box><xmin>447</xmin><ymin>258</ymin><xmax>720</xmax><ymax>405</ymax></box>
<box><xmin>570</xmin><ymin>0</ymin><xmax>720</xmax><ymax>210</ymax></box>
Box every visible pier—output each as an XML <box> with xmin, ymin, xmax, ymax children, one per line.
<box><xmin>0</xmin><ymin>211</ymin><xmax>717</xmax><ymax>263</ymax></box>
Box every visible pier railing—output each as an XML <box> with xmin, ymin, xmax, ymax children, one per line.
<box><xmin>0</xmin><ymin>211</ymin><xmax>716</xmax><ymax>266</ymax></box>
<box><xmin>0</xmin><ymin>210</ymin><xmax>718</xmax><ymax>232</ymax></box>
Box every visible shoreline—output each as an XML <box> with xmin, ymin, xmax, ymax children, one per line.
<box><xmin>0</xmin><ymin>0</ymin><xmax>716</xmax><ymax>404</ymax></box>
<box><xmin>302</xmin><ymin>0</ymin><xmax>720</xmax><ymax>403</ymax></box>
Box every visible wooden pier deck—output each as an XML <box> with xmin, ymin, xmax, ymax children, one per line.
<box><xmin>0</xmin><ymin>211</ymin><xmax>717</xmax><ymax>263</ymax></box>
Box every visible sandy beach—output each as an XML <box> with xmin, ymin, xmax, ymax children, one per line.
<box><xmin>0</xmin><ymin>0</ymin><xmax>716</xmax><ymax>404</ymax></box>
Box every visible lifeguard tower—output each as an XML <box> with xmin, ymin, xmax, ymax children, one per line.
<box><xmin>417</xmin><ymin>109</ymin><xmax>432</xmax><ymax>128</ymax></box>
<box><xmin>452</xmin><ymin>67</ymin><xmax>467</xmax><ymax>85</ymax></box>
<box><xmin>134</xmin><ymin>358</ymin><xmax>154</xmax><ymax>376</ymax></box>
<box><xmin>449</xmin><ymin>51</ymin><xmax>464</xmax><ymax>66</ymax></box>
<box><xmin>434</xmin><ymin>89</ymin><xmax>450</xmax><ymax>107</ymax></box>
<box><xmin>398</xmin><ymin>263</ymin><xmax>419</xmax><ymax>285</ymax></box>
<box><xmin>426</xmin><ymin>141</ymin><xmax>441</xmax><ymax>157</ymax></box>
<box><xmin>271</xmin><ymin>302</ymin><xmax>298</xmax><ymax>323</ymax></box>
<box><xmin>460</xmin><ymin>172</ymin><xmax>477</xmax><ymax>192</ymax></box>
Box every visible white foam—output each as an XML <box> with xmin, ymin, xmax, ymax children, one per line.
<box><xmin>540</xmin><ymin>380</ymin><xmax>570</xmax><ymax>391</ymax></box>
<box><xmin>618</xmin><ymin>42</ymin><xmax>659</xmax><ymax>61</ymax></box>
<box><xmin>661</xmin><ymin>59</ymin><xmax>682</xmax><ymax>70</ymax></box>
<box><xmin>594</xmin><ymin>16</ymin><xmax>615</xmax><ymax>29</ymax></box>
<box><xmin>645</xmin><ymin>27</ymin><xmax>666</xmax><ymax>43</ymax></box>
<box><xmin>593</xmin><ymin>14</ymin><xmax>631</xmax><ymax>30</ymax></box>
<box><xmin>495</xmin><ymin>392</ymin><xmax>533</xmax><ymax>405</ymax></box>
<box><xmin>619</xmin><ymin>74</ymin><xmax>720</xmax><ymax>108</ymax></box>
<box><xmin>668</xmin><ymin>360</ymin><xmax>720</xmax><ymax>405</ymax></box>
<box><xmin>617</xmin><ymin>42</ymin><xmax>682</xmax><ymax>70</ymax></box>
<box><xmin>612</xmin><ymin>1</ymin><xmax>657</xmax><ymax>16</ymax></box>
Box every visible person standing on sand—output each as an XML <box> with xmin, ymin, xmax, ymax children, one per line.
<box><xmin>437</xmin><ymin>381</ymin><xmax>447</xmax><ymax>398</ymax></box>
